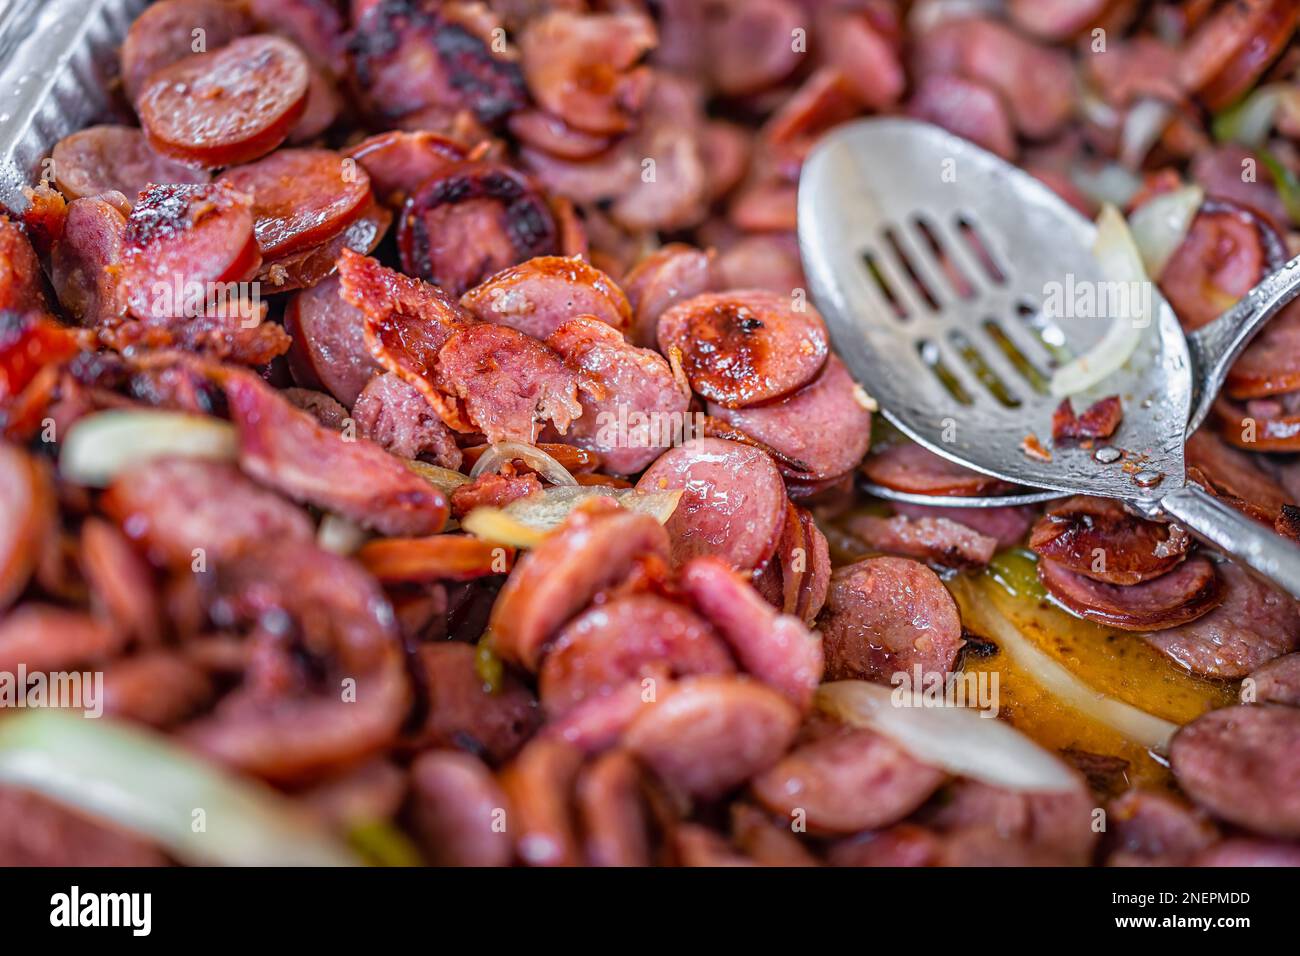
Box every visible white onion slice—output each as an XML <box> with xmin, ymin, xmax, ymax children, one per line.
<box><xmin>817</xmin><ymin>680</ymin><xmax>1081</xmax><ymax>793</ymax></box>
<box><xmin>462</xmin><ymin>485</ymin><xmax>683</xmax><ymax>548</ymax></box>
<box><xmin>317</xmin><ymin>514</ymin><xmax>368</xmax><ymax>555</ymax></box>
<box><xmin>1048</xmin><ymin>203</ymin><xmax>1151</xmax><ymax>397</ymax></box>
<box><xmin>1213</xmin><ymin>84</ymin><xmax>1284</xmax><ymax>147</ymax></box>
<box><xmin>60</xmin><ymin>410</ymin><xmax>237</xmax><ymax>487</ymax></box>
<box><xmin>404</xmin><ymin>459</ymin><xmax>470</xmax><ymax>495</ymax></box>
<box><xmin>1128</xmin><ymin>184</ymin><xmax>1204</xmax><ymax>278</ymax></box>
<box><xmin>468</xmin><ymin>442</ymin><xmax>578</xmax><ymax>486</ymax></box>
<box><xmin>1069</xmin><ymin>161</ymin><xmax>1141</xmax><ymax>208</ymax></box>
<box><xmin>0</xmin><ymin>710</ymin><xmax>357</xmax><ymax>866</ymax></box>
<box><xmin>956</xmin><ymin>578</ymin><xmax>1178</xmax><ymax>753</ymax></box>
<box><xmin>1119</xmin><ymin>98</ymin><xmax>1173</xmax><ymax>170</ymax></box>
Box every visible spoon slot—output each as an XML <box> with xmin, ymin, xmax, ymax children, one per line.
<box><xmin>917</xmin><ymin>338</ymin><xmax>974</xmax><ymax>405</ymax></box>
<box><xmin>883</xmin><ymin>225</ymin><xmax>942</xmax><ymax>312</ymax></box>
<box><xmin>981</xmin><ymin>319</ymin><xmax>1049</xmax><ymax>394</ymax></box>
<box><xmin>954</xmin><ymin>213</ymin><xmax>1007</xmax><ymax>286</ymax></box>
<box><xmin>1015</xmin><ymin>300</ymin><xmax>1073</xmax><ymax>367</ymax></box>
<box><xmin>861</xmin><ymin>250</ymin><xmax>909</xmax><ymax>319</ymax></box>
<box><xmin>912</xmin><ymin>215</ymin><xmax>975</xmax><ymax>300</ymax></box>
<box><xmin>949</xmin><ymin>329</ymin><xmax>1021</xmax><ymax>407</ymax></box>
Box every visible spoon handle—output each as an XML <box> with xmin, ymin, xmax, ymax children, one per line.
<box><xmin>1186</xmin><ymin>252</ymin><xmax>1300</xmax><ymax>433</ymax></box>
<box><xmin>1156</xmin><ymin>484</ymin><xmax>1300</xmax><ymax>600</ymax></box>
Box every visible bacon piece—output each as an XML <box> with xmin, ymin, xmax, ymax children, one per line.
<box><xmin>1051</xmin><ymin>396</ymin><xmax>1123</xmax><ymax>443</ymax></box>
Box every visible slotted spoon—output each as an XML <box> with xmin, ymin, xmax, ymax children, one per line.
<box><xmin>798</xmin><ymin>118</ymin><xmax>1300</xmax><ymax>598</ymax></box>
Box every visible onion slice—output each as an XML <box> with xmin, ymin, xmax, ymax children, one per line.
<box><xmin>1128</xmin><ymin>184</ymin><xmax>1204</xmax><ymax>278</ymax></box>
<box><xmin>0</xmin><ymin>710</ymin><xmax>358</xmax><ymax>866</ymax></box>
<box><xmin>817</xmin><ymin>680</ymin><xmax>1081</xmax><ymax>793</ymax></box>
<box><xmin>405</xmin><ymin>459</ymin><xmax>470</xmax><ymax>495</ymax></box>
<box><xmin>60</xmin><ymin>410</ymin><xmax>237</xmax><ymax>487</ymax></box>
<box><xmin>317</xmin><ymin>513</ymin><xmax>369</xmax><ymax>555</ymax></box>
<box><xmin>462</xmin><ymin>485</ymin><xmax>683</xmax><ymax>548</ymax></box>
<box><xmin>469</xmin><ymin>442</ymin><xmax>577</xmax><ymax>486</ymax></box>
<box><xmin>1119</xmin><ymin>98</ymin><xmax>1173</xmax><ymax>170</ymax></box>
<box><xmin>1212</xmin><ymin>84</ymin><xmax>1285</xmax><ymax>147</ymax></box>
<box><xmin>1048</xmin><ymin>203</ymin><xmax>1152</xmax><ymax>397</ymax></box>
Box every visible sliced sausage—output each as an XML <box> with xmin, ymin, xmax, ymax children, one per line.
<box><xmin>751</xmin><ymin>724</ymin><xmax>947</xmax><ymax>834</ymax></box>
<box><xmin>256</xmin><ymin>196</ymin><xmax>391</xmax><ymax>293</ymax></box>
<box><xmin>1039</xmin><ymin>554</ymin><xmax>1224</xmax><ymax>632</ymax></box>
<box><xmin>906</xmin><ymin>74</ymin><xmax>1016</xmax><ymax>161</ymax></box>
<box><xmin>461</xmin><ymin>256</ymin><xmax>631</xmax><ymax>339</ymax></box>
<box><xmin>137</xmin><ymin>35</ymin><xmax>311</xmax><ymax>167</ymax></box>
<box><xmin>120</xmin><ymin>0</ymin><xmax>254</xmax><ymax>104</ymax></box>
<box><xmin>507</xmin><ymin>109</ymin><xmax>613</xmax><ymax>161</ymax></box>
<box><xmin>0</xmin><ymin>605</ymin><xmax>123</xmax><ymax>674</ymax></box>
<box><xmin>635</xmin><ymin>437</ymin><xmax>786</xmax><ymax>571</ymax></box>
<box><xmin>892</xmin><ymin>501</ymin><xmax>1037</xmax><ymax>549</ymax></box>
<box><xmin>490</xmin><ymin>505</ymin><xmax>671</xmax><ymax>671</ymax></box>
<box><xmin>343</xmin><ymin>130</ymin><xmax>470</xmax><ymax>208</ymax></box>
<box><xmin>729</xmin><ymin>803</ymin><xmax>820</xmax><ymax>867</ymax></box>
<box><xmin>352</xmin><ymin>372</ymin><xmax>462</xmax><ymax>468</ymax></box>
<box><xmin>450</xmin><ymin>471</ymin><xmax>544</xmax><ymax>517</ymax></box>
<box><xmin>221</xmin><ymin>366</ymin><xmax>449</xmax><ymax>536</ymax></box>
<box><xmin>848</xmin><ymin>512</ymin><xmax>998</xmax><ymax>570</ymax></box>
<box><xmin>819</xmin><ymin>556</ymin><xmax>965</xmax><ymax>684</ymax></box>
<box><xmin>51</xmin><ymin>125</ymin><xmax>208</xmax><ymax>203</ymax></box>
<box><xmin>545</xmin><ymin>317</ymin><xmax>690</xmax><ymax>474</ymax></box>
<box><xmin>575</xmin><ymin>750</ymin><xmax>653</xmax><ymax>867</ymax></box>
<box><xmin>539</xmin><ymin>592</ymin><xmax>735</xmax><ymax>718</ymax></box>
<box><xmin>409</xmin><ymin>750</ymin><xmax>513</xmax><ymax>866</ymax></box>
<box><xmin>1177</xmin><ymin>0</ymin><xmax>1298</xmax><ymax>111</ymax></box>
<box><xmin>0</xmin><ymin>444</ymin><xmax>54</xmax><ymax>613</ymax></box>
<box><xmin>1245</xmin><ymin>652</ymin><xmax>1300</xmax><ymax>706</ymax></box>
<box><xmin>497</xmin><ymin>737</ymin><xmax>584</xmax><ymax>866</ymax></box>
<box><xmin>1009</xmin><ymin>0</ymin><xmax>1111</xmax><ymax>40</ymax></box>
<box><xmin>677</xmin><ymin>555</ymin><xmax>824</xmax><ymax>710</ymax></box>
<box><xmin>1143</xmin><ymin>560</ymin><xmax>1299</xmax><ymax>678</ymax></box>
<box><xmin>410</xmin><ymin>642</ymin><xmax>540</xmax><ymax>765</ymax></box>
<box><xmin>705</xmin><ymin>0</ymin><xmax>802</xmax><ymax>96</ymax></box>
<box><xmin>218</xmin><ymin>148</ymin><xmax>372</xmax><ymax>258</ymax></box>
<box><xmin>1103</xmin><ymin>789</ymin><xmax>1219</xmax><ymax>867</ymax></box>
<box><xmin>1226</xmin><ymin>305</ymin><xmax>1300</xmax><ymax>400</ymax></box>
<box><xmin>49</xmin><ymin>194</ymin><xmax>128</xmax><ymax>326</ymax></box>
<box><xmin>103</xmin><ymin>458</ymin><xmax>313</xmax><ymax>568</ymax></box>
<box><xmin>0</xmin><ymin>218</ymin><xmax>50</xmax><ymax>314</ymax></box>
<box><xmin>621</xmin><ymin>244</ymin><xmax>716</xmax><ymax>348</ymax></box>
<box><xmin>80</xmin><ymin>518</ymin><xmax>161</xmax><ymax>645</ymax></box>
<box><xmin>656</xmin><ymin>290</ymin><xmax>829</xmax><ymax>409</ymax></box>
<box><xmin>118</xmin><ymin>183</ymin><xmax>260</xmax><ymax>321</ymax></box>
<box><xmin>623</xmin><ymin>676</ymin><xmax>800</xmax><ymax>799</ymax></box>
<box><xmin>1029</xmin><ymin>496</ymin><xmax>1191</xmax><ymax>586</ymax></box>
<box><xmin>861</xmin><ymin>441</ymin><xmax>1011</xmax><ymax>496</ymax></box>
<box><xmin>102</xmin><ymin>652</ymin><xmax>214</xmax><ymax>728</ymax></box>
<box><xmin>398</xmin><ymin>161</ymin><xmax>559</xmax><ymax>296</ymax></box>
<box><xmin>284</xmin><ymin>273</ymin><xmax>379</xmax><ymax>406</ymax></box>
<box><xmin>1170</xmin><ymin>704</ymin><xmax>1300</xmax><ymax>838</ymax></box>
<box><xmin>710</xmin><ymin>355</ymin><xmax>874</xmax><ymax>481</ymax></box>
<box><xmin>757</xmin><ymin>502</ymin><xmax>832</xmax><ymax>624</ymax></box>
<box><xmin>357</xmin><ymin>535</ymin><xmax>511</xmax><ymax>584</ymax></box>
<box><xmin>1194</xmin><ymin>838</ymin><xmax>1300</xmax><ymax>867</ymax></box>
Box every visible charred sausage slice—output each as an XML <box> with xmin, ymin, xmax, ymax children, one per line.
<box><xmin>1038</xmin><ymin>555</ymin><xmax>1224</xmax><ymax>632</ymax></box>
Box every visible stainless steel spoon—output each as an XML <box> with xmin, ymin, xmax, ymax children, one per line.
<box><xmin>798</xmin><ymin>118</ymin><xmax>1300</xmax><ymax>597</ymax></box>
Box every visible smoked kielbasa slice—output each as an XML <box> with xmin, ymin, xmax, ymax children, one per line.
<box><xmin>575</xmin><ymin>750</ymin><xmax>653</xmax><ymax>867</ymax></box>
<box><xmin>1177</xmin><ymin>0</ymin><xmax>1298</xmax><ymax>112</ymax></box>
<box><xmin>0</xmin><ymin>445</ymin><xmax>53</xmax><ymax>613</ymax></box>
<box><xmin>352</xmin><ymin>372</ymin><xmax>463</xmax><ymax>468</ymax></box>
<box><xmin>708</xmin><ymin>355</ymin><xmax>873</xmax><ymax>481</ymax></box>
<box><xmin>751</xmin><ymin>724</ymin><xmax>946</xmax><ymax>834</ymax></box>
<box><xmin>343</xmin><ymin>130</ymin><xmax>470</xmax><ymax>208</ymax></box>
<box><xmin>819</xmin><ymin>556</ymin><xmax>965</xmax><ymax>684</ymax></box>
<box><xmin>1102</xmin><ymin>789</ymin><xmax>1219</xmax><ymax>867</ymax></box>
<box><xmin>50</xmin><ymin>195</ymin><xmax>128</xmax><ymax>325</ymax></box>
<box><xmin>635</xmin><ymin>437</ymin><xmax>786</xmax><ymax>571</ymax></box>
<box><xmin>102</xmin><ymin>652</ymin><xmax>214</xmax><ymax>728</ymax></box>
<box><xmin>1029</xmin><ymin>496</ymin><xmax>1190</xmax><ymax>585</ymax></box>
<box><xmin>1170</xmin><ymin>704</ymin><xmax>1300</xmax><ymax>838</ymax></box>
<box><xmin>625</xmin><ymin>676</ymin><xmax>800</xmax><ymax>800</ymax></box>
<box><xmin>138</xmin><ymin>35</ymin><xmax>311</xmax><ymax>168</ymax></box>
<box><xmin>1246</xmin><ymin>652</ymin><xmax>1300</xmax><ymax>707</ymax></box>
<box><xmin>656</xmin><ymin>290</ymin><xmax>829</xmax><ymax>409</ymax></box>
<box><xmin>218</xmin><ymin>149</ymin><xmax>372</xmax><ymax>258</ymax></box>
<box><xmin>409</xmin><ymin>750</ymin><xmax>513</xmax><ymax>866</ymax></box>
<box><xmin>0</xmin><ymin>218</ymin><xmax>50</xmax><ymax>314</ymax></box>
<box><xmin>538</xmin><ymin>592</ymin><xmax>735</xmax><ymax>718</ymax></box>
<box><xmin>52</xmin><ymin>126</ymin><xmax>208</xmax><ymax>203</ymax></box>
<box><xmin>848</xmin><ymin>512</ymin><xmax>998</xmax><ymax>570</ymax></box>
<box><xmin>545</xmin><ymin>317</ymin><xmax>690</xmax><ymax>475</ymax></box>
<box><xmin>497</xmin><ymin>737</ymin><xmax>584</xmax><ymax>866</ymax></box>
<box><xmin>677</xmin><ymin>556</ymin><xmax>824</xmax><ymax>711</ymax></box>
<box><xmin>1143</xmin><ymin>560</ymin><xmax>1300</xmax><ymax>678</ymax></box>
<box><xmin>118</xmin><ymin>183</ymin><xmax>261</xmax><ymax>321</ymax></box>
<box><xmin>284</xmin><ymin>273</ymin><xmax>379</xmax><ymax>406</ymax></box>
<box><xmin>1038</xmin><ymin>554</ymin><xmax>1224</xmax><ymax>633</ymax></box>
<box><xmin>893</xmin><ymin>501</ymin><xmax>1037</xmax><ymax>549</ymax></box>
<box><xmin>120</xmin><ymin>0</ymin><xmax>254</xmax><ymax>104</ymax></box>
<box><xmin>398</xmin><ymin>161</ymin><xmax>558</xmax><ymax>296</ymax></box>
<box><xmin>490</xmin><ymin>506</ymin><xmax>671</xmax><ymax>671</ymax></box>
<box><xmin>621</xmin><ymin>243</ymin><xmax>716</xmax><ymax>348</ymax></box>
<box><xmin>461</xmin><ymin>256</ymin><xmax>631</xmax><ymax>339</ymax></box>
<box><xmin>256</xmin><ymin>197</ymin><xmax>391</xmax><ymax>294</ymax></box>
<box><xmin>861</xmin><ymin>441</ymin><xmax>1011</xmax><ymax>497</ymax></box>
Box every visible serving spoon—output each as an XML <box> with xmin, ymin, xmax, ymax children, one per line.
<box><xmin>798</xmin><ymin>118</ymin><xmax>1300</xmax><ymax>598</ymax></box>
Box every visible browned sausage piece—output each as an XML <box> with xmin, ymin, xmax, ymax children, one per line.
<box><xmin>893</xmin><ymin>501</ymin><xmax>1038</xmax><ymax>550</ymax></box>
<box><xmin>1143</xmin><ymin>561</ymin><xmax>1300</xmax><ymax>677</ymax></box>
<box><xmin>709</xmin><ymin>355</ymin><xmax>874</xmax><ymax>481</ymax></box>
<box><xmin>861</xmin><ymin>441</ymin><xmax>1011</xmax><ymax>497</ymax></box>
<box><xmin>545</xmin><ymin>678</ymin><xmax>662</xmax><ymax>755</ymax></box>
<box><xmin>751</xmin><ymin>725</ymin><xmax>947</xmax><ymax>834</ymax></box>
<box><xmin>398</xmin><ymin>161</ymin><xmax>558</xmax><ymax>296</ymax></box>
<box><xmin>461</xmin><ymin>256</ymin><xmax>631</xmax><ymax>339</ymax></box>
<box><xmin>1038</xmin><ymin>554</ymin><xmax>1224</xmax><ymax>633</ymax></box>
<box><xmin>102</xmin><ymin>458</ymin><xmax>313</xmax><ymax>568</ymax></box>
<box><xmin>706</xmin><ymin>0</ymin><xmax>803</xmax><ymax>97</ymax></box>
<box><xmin>635</xmin><ymin>437</ymin><xmax>786</xmax><ymax>572</ymax></box>
<box><xmin>410</xmin><ymin>643</ymin><xmax>539</xmax><ymax>764</ymax></box>
<box><xmin>848</xmin><ymin>512</ymin><xmax>999</xmax><ymax>571</ymax></box>
<box><xmin>52</xmin><ymin>126</ymin><xmax>209</xmax><ymax>203</ymax></box>
<box><xmin>497</xmin><ymin>737</ymin><xmax>584</xmax><ymax>866</ymax></box>
<box><xmin>1177</xmin><ymin>0</ymin><xmax>1298</xmax><ymax>111</ymax></box>
<box><xmin>507</xmin><ymin>109</ymin><xmax>613</xmax><ymax>161</ymax></box>
<box><xmin>80</xmin><ymin>518</ymin><xmax>161</xmax><ymax>646</ymax></box>
<box><xmin>575</xmin><ymin>750</ymin><xmax>653</xmax><ymax>867</ymax></box>
<box><xmin>284</xmin><ymin>273</ymin><xmax>380</xmax><ymax>406</ymax></box>
<box><xmin>1008</xmin><ymin>0</ymin><xmax>1111</xmax><ymax>40</ymax></box>
<box><xmin>120</xmin><ymin>0</ymin><xmax>254</xmax><ymax>104</ymax></box>
<box><xmin>1170</xmin><ymin>704</ymin><xmax>1300</xmax><ymax>839</ymax></box>
<box><xmin>0</xmin><ymin>787</ymin><xmax>167</xmax><ymax>867</ymax></box>
<box><xmin>101</xmin><ymin>652</ymin><xmax>214</xmax><ymax>728</ymax></box>
<box><xmin>621</xmin><ymin>243</ymin><xmax>716</xmax><ymax>348</ymax></box>
<box><xmin>118</xmin><ymin>183</ymin><xmax>261</xmax><ymax>322</ymax></box>
<box><xmin>352</xmin><ymin>372</ymin><xmax>463</xmax><ymax>468</ymax></box>
<box><xmin>409</xmin><ymin>750</ymin><xmax>513</xmax><ymax>867</ymax></box>
<box><xmin>1102</xmin><ymin>789</ymin><xmax>1219</xmax><ymax>867</ymax></box>
<box><xmin>0</xmin><ymin>218</ymin><xmax>50</xmax><ymax>314</ymax></box>
<box><xmin>1029</xmin><ymin>496</ymin><xmax>1190</xmax><ymax>585</ymax></box>
<box><xmin>343</xmin><ymin>130</ymin><xmax>469</xmax><ymax>208</ymax></box>
<box><xmin>826</xmin><ymin>824</ymin><xmax>942</xmax><ymax>867</ymax></box>
<box><xmin>657</xmin><ymin>290</ymin><xmax>829</xmax><ymax>409</ymax></box>
<box><xmin>218</xmin><ymin>148</ymin><xmax>372</xmax><ymax>258</ymax></box>
<box><xmin>49</xmin><ymin>194</ymin><xmax>128</xmax><ymax>325</ymax></box>
<box><xmin>729</xmin><ymin>803</ymin><xmax>819</xmax><ymax>866</ymax></box>
<box><xmin>623</xmin><ymin>675</ymin><xmax>800</xmax><ymax>800</ymax></box>
<box><xmin>0</xmin><ymin>605</ymin><xmax>123</xmax><ymax>674</ymax></box>
<box><xmin>820</xmin><ymin>556</ymin><xmax>965</xmax><ymax>684</ymax></box>
<box><xmin>539</xmin><ymin>592</ymin><xmax>735</xmax><ymax>718</ymax></box>
<box><xmin>1245</xmin><ymin>652</ymin><xmax>1300</xmax><ymax>706</ymax></box>
<box><xmin>221</xmin><ymin>366</ymin><xmax>449</xmax><ymax>536</ymax></box>
<box><xmin>1194</xmin><ymin>838</ymin><xmax>1300</xmax><ymax>867</ymax></box>
<box><xmin>357</xmin><ymin>536</ymin><xmax>511</xmax><ymax>584</ymax></box>
<box><xmin>256</xmin><ymin>196</ymin><xmax>391</xmax><ymax>294</ymax></box>
<box><xmin>0</xmin><ymin>445</ymin><xmax>53</xmax><ymax>613</ymax></box>
<box><xmin>906</xmin><ymin>74</ymin><xmax>1017</xmax><ymax>161</ymax></box>
<box><xmin>490</xmin><ymin>506</ymin><xmax>670</xmax><ymax>671</ymax></box>
<box><xmin>677</xmin><ymin>556</ymin><xmax>823</xmax><ymax>711</ymax></box>
<box><xmin>545</xmin><ymin>317</ymin><xmax>690</xmax><ymax>475</ymax></box>
<box><xmin>138</xmin><ymin>35</ymin><xmax>310</xmax><ymax>168</ymax></box>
